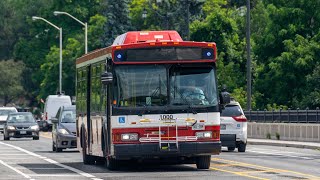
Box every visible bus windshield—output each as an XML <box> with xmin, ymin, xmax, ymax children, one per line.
<box><xmin>115</xmin><ymin>65</ymin><xmax>218</xmax><ymax>107</ymax></box>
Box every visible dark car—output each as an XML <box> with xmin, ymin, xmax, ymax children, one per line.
<box><xmin>3</xmin><ymin>112</ymin><xmax>40</xmax><ymax>140</ymax></box>
<box><xmin>51</xmin><ymin>105</ymin><xmax>76</xmax><ymax>152</ymax></box>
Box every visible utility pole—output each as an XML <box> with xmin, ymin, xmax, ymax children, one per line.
<box><xmin>246</xmin><ymin>0</ymin><xmax>251</xmax><ymax>110</ymax></box>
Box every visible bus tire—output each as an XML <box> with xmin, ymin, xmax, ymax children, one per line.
<box><xmin>105</xmin><ymin>157</ymin><xmax>119</xmax><ymax>170</ymax></box>
<box><xmin>196</xmin><ymin>155</ymin><xmax>211</xmax><ymax>169</ymax></box>
<box><xmin>82</xmin><ymin>131</ymin><xmax>95</xmax><ymax>165</ymax></box>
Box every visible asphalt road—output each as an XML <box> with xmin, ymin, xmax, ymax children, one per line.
<box><xmin>0</xmin><ymin>132</ymin><xmax>319</xmax><ymax>180</ymax></box>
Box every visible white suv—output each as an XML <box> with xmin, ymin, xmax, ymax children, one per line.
<box><xmin>220</xmin><ymin>101</ymin><xmax>247</xmax><ymax>152</ymax></box>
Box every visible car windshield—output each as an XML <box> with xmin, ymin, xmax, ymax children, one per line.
<box><xmin>0</xmin><ymin>109</ymin><xmax>16</xmax><ymax>116</ymax></box>
<box><xmin>61</xmin><ymin>110</ymin><xmax>76</xmax><ymax>123</ymax></box>
<box><xmin>7</xmin><ymin>114</ymin><xmax>35</xmax><ymax>123</ymax></box>
<box><xmin>114</xmin><ymin>65</ymin><xmax>218</xmax><ymax>107</ymax></box>
<box><xmin>221</xmin><ymin>105</ymin><xmax>243</xmax><ymax>116</ymax></box>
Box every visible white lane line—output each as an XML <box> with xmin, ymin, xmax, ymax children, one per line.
<box><xmin>0</xmin><ymin>154</ymin><xmax>31</xmax><ymax>156</ymax></box>
<box><xmin>0</xmin><ymin>141</ymin><xmax>97</xmax><ymax>179</ymax></box>
<box><xmin>250</xmin><ymin>148</ymin><xmax>319</xmax><ymax>156</ymax></box>
<box><xmin>247</xmin><ymin>150</ymin><xmax>314</xmax><ymax>160</ymax></box>
<box><xmin>43</xmin><ymin>158</ymin><xmax>95</xmax><ymax>178</ymax></box>
<box><xmin>0</xmin><ymin>159</ymin><xmax>31</xmax><ymax>179</ymax></box>
<box><xmin>27</xmin><ymin>174</ymin><xmax>81</xmax><ymax>177</ymax></box>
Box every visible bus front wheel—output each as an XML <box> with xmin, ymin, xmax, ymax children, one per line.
<box><xmin>196</xmin><ymin>155</ymin><xmax>211</xmax><ymax>169</ymax></box>
<box><xmin>105</xmin><ymin>157</ymin><xmax>119</xmax><ymax>170</ymax></box>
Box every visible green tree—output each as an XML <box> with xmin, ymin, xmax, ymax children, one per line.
<box><xmin>102</xmin><ymin>0</ymin><xmax>132</xmax><ymax>46</ymax></box>
<box><xmin>190</xmin><ymin>1</ymin><xmax>248</xmax><ymax>107</ymax></box>
<box><xmin>0</xmin><ymin>60</ymin><xmax>25</xmax><ymax>106</ymax></box>
<box><xmin>252</xmin><ymin>0</ymin><xmax>320</xmax><ymax>109</ymax></box>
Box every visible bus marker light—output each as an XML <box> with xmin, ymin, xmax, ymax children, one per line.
<box><xmin>174</xmin><ymin>42</ymin><xmax>179</xmax><ymax>45</ymax></box>
<box><xmin>199</xmin><ymin>120</ymin><xmax>205</xmax><ymax>122</ymax></box>
<box><xmin>150</xmin><ymin>43</ymin><xmax>155</xmax><ymax>45</ymax></box>
<box><xmin>131</xmin><ymin>122</ymin><xmax>136</xmax><ymax>124</ymax></box>
<box><xmin>140</xmin><ymin>119</ymin><xmax>151</xmax><ymax>123</ymax></box>
<box><xmin>116</xmin><ymin>46</ymin><xmax>121</xmax><ymax>49</ymax></box>
<box><xmin>162</xmin><ymin>42</ymin><xmax>167</xmax><ymax>45</ymax></box>
<box><xmin>208</xmin><ymin>44</ymin><xmax>213</xmax><ymax>47</ymax></box>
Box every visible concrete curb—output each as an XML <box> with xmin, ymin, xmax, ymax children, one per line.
<box><xmin>248</xmin><ymin>140</ymin><xmax>320</xmax><ymax>150</ymax></box>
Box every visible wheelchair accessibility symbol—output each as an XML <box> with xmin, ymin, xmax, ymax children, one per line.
<box><xmin>119</xmin><ymin>117</ymin><xmax>125</xmax><ymax>124</ymax></box>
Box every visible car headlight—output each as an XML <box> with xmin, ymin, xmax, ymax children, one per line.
<box><xmin>30</xmin><ymin>125</ymin><xmax>39</xmax><ymax>130</ymax></box>
<box><xmin>58</xmin><ymin>128</ymin><xmax>69</xmax><ymax>135</ymax></box>
<box><xmin>7</xmin><ymin>126</ymin><xmax>15</xmax><ymax>130</ymax></box>
<box><xmin>196</xmin><ymin>131</ymin><xmax>212</xmax><ymax>139</ymax></box>
<box><xmin>121</xmin><ymin>133</ymin><xmax>138</xmax><ymax>141</ymax></box>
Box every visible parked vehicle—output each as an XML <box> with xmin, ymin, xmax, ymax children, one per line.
<box><xmin>220</xmin><ymin>100</ymin><xmax>247</xmax><ymax>152</ymax></box>
<box><xmin>51</xmin><ymin>105</ymin><xmax>77</xmax><ymax>152</ymax></box>
<box><xmin>3</xmin><ymin>112</ymin><xmax>39</xmax><ymax>140</ymax></box>
<box><xmin>0</xmin><ymin>107</ymin><xmax>18</xmax><ymax>133</ymax></box>
<box><xmin>41</xmin><ymin>94</ymin><xmax>72</xmax><ymax>131</ymax></box>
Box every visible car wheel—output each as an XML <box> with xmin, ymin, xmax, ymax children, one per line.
<box><xmin>196</xmin><ymin>155</ymin><xmax>211</xmax><ymax>169</ymax></box>
<box><xmin>238</xmin><ymin>143</ymin><xmax>246</xmax><ymax>152</ymax></box>
<box><xmin>228</xmin><ymin>147</ymin><xmax>235</xmax><ymax>152</ymax></box>
<box><xmin>56</xmin><ymin>147</ymin><xmax>62</xmax><ymax>152</ymax></box>
<box><xmin>4</xmin><ymin>135</ymin><xmax>9</xmax><ymax>141</ymax></box>
<box><xmin>33</xmin><ymin>136</ymin><xmax>39</xmax><ymax>140</ymax></box>
<box><xmin>52</xmin><ymin>143</ymin><xmax>56</xmax><ymax>151</ymax></box>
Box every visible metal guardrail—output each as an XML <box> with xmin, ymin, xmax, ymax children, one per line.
<box><xmin>244</xmin><ymin>109</ymin><xmax>320</xmax><ymax>123</ymax></box>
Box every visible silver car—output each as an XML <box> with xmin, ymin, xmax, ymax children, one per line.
<box><xmin>51</xmin><ymin>105</ymin><xmax>77</xmax><ymax>152</ymax></box>
<box><xmin>3</xmin><ymin>112</ymin><xmax>40</xmax><ymax>140</ymax></box>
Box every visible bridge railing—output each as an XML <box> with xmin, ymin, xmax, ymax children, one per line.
<box><xmin>244</xmin><ymin>109</ymin><xmax>320</xmax><ymax>123</ymax></box>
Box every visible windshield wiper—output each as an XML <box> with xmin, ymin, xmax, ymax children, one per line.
<box><xmin>173</xmin><ymin>86</ymin><xmax>197</xmax><ymax>114</ymax></box>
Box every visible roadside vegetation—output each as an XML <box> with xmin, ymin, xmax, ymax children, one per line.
<box><xmin>0</xmin><ymin>0</ymin><xmax>319</xmax><ymax>110</ymax></box>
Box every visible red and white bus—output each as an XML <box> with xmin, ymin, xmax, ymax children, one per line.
<box><xmin>76</xmin><ymin>30</ymin><xmax>230</xmax><ymax>170</ymax></box>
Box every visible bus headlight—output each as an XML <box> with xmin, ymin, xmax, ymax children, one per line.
<box><xmin>196</xmin><ymin>131</ymin><xmax>212</xmax><ymax>138</ymax></box>
<box><xmin>121</xmin><ymin>133</ymin><xmax>138</xmax><ymax>141</ymax></box>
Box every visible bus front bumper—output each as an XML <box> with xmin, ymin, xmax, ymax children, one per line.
<box><xmin>113</xmin><ymin>141</ymin><xmax>221</xmax><ymax>160</ymax></box>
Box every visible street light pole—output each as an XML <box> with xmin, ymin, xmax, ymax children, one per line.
<box><xmin>32</xmin><ymin>16</ymin><xmax>63</xmax><ymax>94</ymax></box>
<box><xmin>246</xmin><ymin>0</ymin><xmax>251</xmax><ymax>110</ymax></box>
<box><xmin>53</xmin><ymin>11</ymin><xmax>88</xmax><ymax>54</ymax></box>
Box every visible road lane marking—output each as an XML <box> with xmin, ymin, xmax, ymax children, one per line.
<box><xmin>0</xmin><ymin>154</ymin><xmax>31</xmax><ymax>156</ymax></box>
<box><xmin>0</xmin><ymin>141</ymin><xmax>97</xmax><ymax>179</ymax></box>
<box><xmin>209</xmin><ymin>166</ymin><xmax>269</xmax><ymax>180</ymax></box>
<box><xmin>0</xmin><ymin>160</ymin><xmax>32</xmax><ymax>179</ymax></box>
<box><xmin>247</xmin><ymin>149</ymin><xmax>316</xmax><ymax>160</ymax></box>
<box><xmin>212</xmin><ymin>158</ymin><xmax>320</xmax><ymax>179</ymax></box>
<box><xmin>27</xmin><ymin>174</ymin><xmax>81</xmax><ymax>177</ymax></box>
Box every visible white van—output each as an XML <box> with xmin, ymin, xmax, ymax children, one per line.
<box><xmin>42</xmin><ymin>95</ymin><xmax>72</xmax><ymax>131</ymax></box>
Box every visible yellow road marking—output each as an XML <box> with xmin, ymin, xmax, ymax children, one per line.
<box><xmin>211</xmin><ymin>158</ymin><xmax>320</xmax><ymax>179</ymax></box>
<box><xmin>209</xmin><ymin>166</ymin><xmax>269</xmax><ymax>180</ymax></box>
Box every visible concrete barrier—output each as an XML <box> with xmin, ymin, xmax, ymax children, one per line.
<box><xmin>248</xmin><ymin>123</ymin><xmax>320</xmax><ymax>142</ymax></box>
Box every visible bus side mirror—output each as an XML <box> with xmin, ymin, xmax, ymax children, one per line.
<box><xmin>220</xmin><ymin>91</ymin><xmax>231</xmax><ymax>105</ymax></box>
<box><xmin>101</xmin><ymin>71</ymin><xmax>113</xmax><ymax>85</ymax></box>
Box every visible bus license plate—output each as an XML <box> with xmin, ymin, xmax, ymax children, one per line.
<box><xmin>20</xmin><ymin>131</ymin><xmax>27</xmax><ymax>134</ymax></box>
<box><xmin>192</xmin><ymin>123</ymin><xmax>205</xmax><ymax>130</ymax></box>
<box><xmin>220</xmin><ymin>124</ymin><xmax>226</xmax><ymax>130</ymax></box>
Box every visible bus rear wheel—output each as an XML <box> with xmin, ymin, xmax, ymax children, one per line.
<box><xmin>196</xmin><ymin>155</ymin><xmax>211</xmax><ymax>169</ymax></box>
